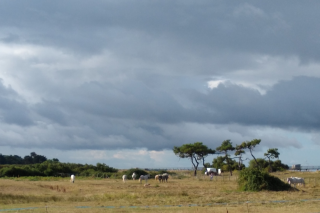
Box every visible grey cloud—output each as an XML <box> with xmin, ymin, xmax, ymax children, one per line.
<box><xmin>0</xmin><ymin>81</ymin><xmax>34</xmax><ymax>126</ymax></box>
<box><xmin>1</xmin><ymin>1</ymin><xmax>320</xmax><ymax>63</ymax></box>
<box><xmin>27</xmin><ymin>76</ymin><xmax>318</xmax><ymax>151</ymax></box>
<box><xmin>191</xmin><ymin>76</ymin><xmax>320</xmax><ymax>130</ymax></box>
<box><xmin>59</xmin><ymin>81</ymin><xmax>187</xmax><ymax>123</ymax></box>
<box><xmin>33</xmin><ymin>101</ymin><xmax>67</xmax><ymax>125</ymax></box>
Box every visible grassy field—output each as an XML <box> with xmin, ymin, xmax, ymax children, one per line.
<box><xmin>1</xmin><ymin>170</ymin><xmax>320</xmax><ymax>212</ymax></box>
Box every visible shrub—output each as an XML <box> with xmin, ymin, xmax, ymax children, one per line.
<box><xmin>238</xmin><ymin>168</ymin><xmax>291</xmax><ymax>191</ymax></box>
<box><xmin>122</xmin><ymin>168</ymin><xmax>148</xmax><ymax>178</ymax></box>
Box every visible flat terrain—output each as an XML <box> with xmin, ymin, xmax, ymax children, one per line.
<box><xmin>1</xmin><ymin>171</ymin><xmax>320</xmax><ymax>212</ymax></box>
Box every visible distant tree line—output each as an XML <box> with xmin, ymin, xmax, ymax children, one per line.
<box><xmin>0</xmin><ymin>161</ymin><xmax>118</xmax><ymax>177</ymax></box>
<box><xmin>0</xmin><ymin>152</ymin><xmax>53</xmax><ymax>165</ymax></box>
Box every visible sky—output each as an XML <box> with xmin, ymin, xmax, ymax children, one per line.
<box><xmin>0</xmin><ymin>1</ymin><xmax>320</xmax><ymax>169</ymax></box>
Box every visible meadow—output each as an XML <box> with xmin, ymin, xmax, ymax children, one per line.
<box><xmin>0</xmin><ymin>170</ymin><xmax>320</xmax><ymax>213</ymax></box>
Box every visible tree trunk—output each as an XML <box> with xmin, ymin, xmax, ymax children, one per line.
<box><xmin>191</xmin><ymin>155</ymin><xmax>198</xmax><ymax>176</ymax></box>
<box><xmin>225</xmin><ymin>155</ymin><xmax>232</xmax><ymax>176</ymax></box>
<box><xmin>268</xmin><ymin>158</ymin><xmax>273</xmax><ymax>173</ymax></box>
<box><xmin>250</xmin><ymin>149</ymin><xmax>260</xmax><ymax>169</ymax></box>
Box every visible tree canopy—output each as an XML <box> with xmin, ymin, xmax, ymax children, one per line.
<box><xmin>0</xmin><ymin>152</ymin><xmax>48</xmax><ymax>165</ymax></box>
<box><xmin>242</xmin><ymin>139</ymin><xmax>261</xmax><ymax>169</ymax></box>
<box><xmin>173</xmin><ymin>142</ymin><xmax>215</xmax><ymax>176</ymax></box>
<box><xmin>216</xmin><ymin>140</ymin><xmax>235</xmax><ymax>176</ymax></box>
<box><xmin>234</xmin><ymin>142</ymin><xmax>246</xmax><ymax>170</ymax></box>
<box><xmin>264</xmin><ymin>148</ymin><xmax>280</xmax><ymax>172</ymax></box>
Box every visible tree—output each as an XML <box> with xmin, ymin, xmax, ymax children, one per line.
<box><xmin>212</xmin><ymin>156</ymin><xmax>226</xmax><ymax>170</ymax></box>
<box><xmin>212</xmin><ymin>156</ymin><xmax>244</xmax><ymax>172</ymax></box>
<box><xmin>0</xmin><ymin>154</ymin><xmax>6</xmax><ymax>164</ymax></box>
<box><xmin>24</xmin><ymin>156</ymin><xmax>33</xmax><ymax>164</ymax></box>
<box><xmin>216</xmin><ymin>140</ymin><xmax>235</xmax><ymax>176</ymax></box>
<box><xmin>173</xmin><ymin>142</ymin><xmax>215</xmax><ymax>176</ymax></box>
<box><xmin>30</xmin><ymin>152</ymin><xmax>37</xmax><ymax>158</ymax></box>
<box><xmin>248</xmin><ymin>158</ymin><xmax>269</xmax><ymax>169</ymax></box>
<box><xmin>264</xmin><ymin>148</ymin><xmax>280</xmax><ymax>172</ymax></box>
<box><xmin>33</xmin><ymin>154</ymin><xmax>47</xmax><ymax>164</ymax></box>
<box><xmin>272</xmin><ymin>159</ymin><xmax>289</xmax><ymax>171</ymax></box>
<box><xmin>234</xmin><ymin>142</ymin><xmax>246</xmax><ymax>170</ymax></box>
<box><xmin>244</xmin><ymin>139</ymin><xmax>261</xmax><ymax>169</ymax></box>
<box><xmin>248</xmin><ymin>158</ymin><xmax>288</xmax><ymax>172</ymax></box>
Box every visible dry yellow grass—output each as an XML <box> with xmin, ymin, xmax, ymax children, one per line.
<box><xmin>1</xmin><ymin>170</ymin><xmax>320</xmax><ymax>212</ymax></box>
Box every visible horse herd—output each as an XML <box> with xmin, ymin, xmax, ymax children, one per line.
<box><xmin>122</xmin><ymin>172</ymin><xmax>169</xmax><ymax>183</ymax></box>
<box><xmin>69</xmin><ymin>174</ymin><xmax>305</xmax><ymax>187</ymax></box>
<box><xmin>69</xmin><ymin>173</ymin><xmax>168</xmax><ymax>184</ymax></box>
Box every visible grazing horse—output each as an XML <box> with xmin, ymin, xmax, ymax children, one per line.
<box><xmin>70</xmin><ymin>174</ymin><xmax>75</xmax><ymax>183</ymax></box>
<box><xmin>139</xmin><ymin>174</ymin><xmax>150</xmax><ymax>184</ymax></box>
<box><xmin>122</xmin><ymin>175</ymin><xmax>127</xmax><ymax>183</ymax></box>
<box><xmin>155</xmin><ymin>175</ymin><xmax>159</xmax><ymax>181</ymax></box>
<box><xmin>132</xmin><ymin>172</ymin><xmax>137</xmax><ymax>180</ymax></box>
<box><xmin>162</xmin><ymin>173</ymin><xmax>168</xmax><ymax>182</ymax></box>
<box><xmin>287</xmin><ymin>177</ymin><xmax>305</xmax><ymax>187</ymax></box>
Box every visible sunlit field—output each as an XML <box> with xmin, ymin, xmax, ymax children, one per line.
<box><xmin>1</xmin><ymin>170</ymin><xmax>320</xmax><ymax>212</ymax></box>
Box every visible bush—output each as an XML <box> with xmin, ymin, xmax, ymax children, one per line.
<box><xmin>238</xmin><ymin>168</ymin><xmax>291</xmax><ymax>191</ymax></box>
<box><xmin>121</xmin><ymin>168</ymin><xmax>149</xmax><ymax>179</ymax></box>
<box><xmin>248</xmin><ymin>159</ymin><xmax>289</xmax><ymax>172</ymax></box>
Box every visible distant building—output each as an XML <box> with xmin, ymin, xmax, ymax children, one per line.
<box><xmin>292</xmin><ymin>164</ymin><xmax>301</xmax><ymax>170</ymax></box>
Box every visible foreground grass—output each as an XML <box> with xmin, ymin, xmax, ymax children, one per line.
<box><xmin>1</xmin><ymin>170</ymin><xmax>320</xmax><ymax>212</ymax></box>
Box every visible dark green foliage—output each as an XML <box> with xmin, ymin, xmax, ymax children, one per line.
<box><xmin>121</xmin><ymin>168</ymin><xmax>149</xmax><ymax>178</ymax></box>
<box><xmin>212</xmin><ymin>156</ymin><xmax>226</xmax><ymax>169</ymax></box>
<box><xmin>248</xmin><ymin>159</ymin><xmax>289</xmax><ymax>172</ymax></box>
<box><xmin>238</xmin><ymin>168</ymin><xmax>291</xmax><ymax>191</ymax></box>
<box><xmin>2</xmin><ymin>155</ymin><xmax>24</xmax><ymax>164</ymax></box>
<box><xmin>216</xmin><ymin>140</ymin><xmax>235</xmax><ymax>176</ymax></box>
<box><xmin>272</xmin><ymin>160</ymin><xmax>289</xmax><ymax>171</ymax></box>
<box><xmin>211</xmin><ymin>156</ymin><xmax>245</xmax><ymax>172</ymax></box>
<box><xmin>0</xmin><ymin>152</ymin><xmax>48</xmax><ymax>165</ymax></box>
<box><xmin>249</xmin><ymin>158</ymin><xmax>269</xmax><ymax>169</ymax></box>
<box><xmin>264</xmin><ymin>148</ymin><xmax>280</xmax><ymax>172</ymax></box>
<box><xmin>0</xmin><ymin>161</ymin><xmax>118</xmax><ymax>177</ymax></box>
<box><xmin>243</xmin><ymin>139</ymin><xmax>261</xmax><ymax>168</ymax></box>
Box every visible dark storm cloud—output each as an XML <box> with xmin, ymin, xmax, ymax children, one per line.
<box><xmin>25</xmin><ymin>76</ymin><xmax>320</xmax><ymax>151</ymax></box>
<box><xmin>0</xmin><ymin>81</ymin><xmax>34</xmax><ymax>126</ymax></box>
<box><xmin>191</xmin><ymin>76</ymin><xmax>320</xmax><ymax>130</ymax></box>
<box><xmin>1</xmin><ymin>1</ymin><xmax>320</xmax><ymax>63</ymax></box>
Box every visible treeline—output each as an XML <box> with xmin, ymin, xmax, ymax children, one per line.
<box><xmin>207</xmin><ymin>156</ymin><xmax>288</xmax><ymax>173</ymax></box>
<box><xmin>0</xmin><ymin>152</ymin><xmax>53</xmax><ymax>165</ymax></box>
<box><xmin>0</xmin><ymin>161</ymin><xmax>118</xmax><ymax>177</ymax></box>
<box><xmin>174</xmin><ymin>139</ymin><xmax>290</xmax><ymax>176</ymax></box>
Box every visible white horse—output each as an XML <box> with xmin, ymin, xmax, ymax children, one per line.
<box><xmin>287</xmin><ymin>177</ymin><xmax>305</xmax><ymax>187</ymax></box>
<box><xmin>132</xmin><ymin>172</ymin><xmax>137</xmax><ymax>180</ymax></box>
<box><xmin>139</xmin><ymin>174</ymin><xmax>150</xmax><ymax>183</ymax></box>
<box><xmin>70</xmin><ymin>174</ymin><xmax>75</xmax><ymax>183</ymax></box>
<box><xmin>122</xmin><ymin>175</ymin><xmax>127</xmax><ymax>183</ymax></box>
<box><xmin>155</xmin><ymin>175</ymin><xmax>159</xmax><ymax>181</ymax></box>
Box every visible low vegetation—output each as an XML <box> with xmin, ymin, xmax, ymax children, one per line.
<box><xmin>238</xmin><ymin>168</ymin><xmax>291</xmax><ymax>191</ymax></box>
